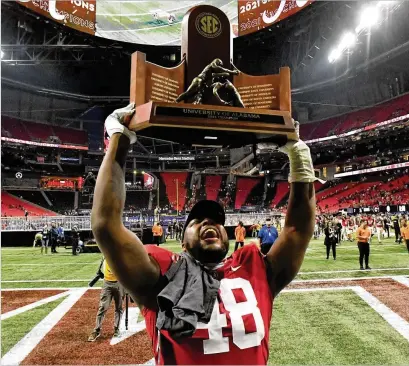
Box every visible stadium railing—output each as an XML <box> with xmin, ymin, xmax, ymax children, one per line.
<box><xmin>1</xmin><ymin>213</ymin><xmax>279</xmax><ymax>232</ymax></box>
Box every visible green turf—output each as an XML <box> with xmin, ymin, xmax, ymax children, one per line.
<box><xmin>1</xmin><ymin>297</ymin><xmax>65</xmax><ymax>355</ymax></box>
<box><xmin>1</xmin><ymin>236</ymin><xmax>409</xmax><ymax>364</ymax></box>
<box><xmin>269</xmin><ymin>290</ymin><xmax>409</xmax><ymax>364</ymax></box>
<box><xmin>2</xmin><ymin>237</ymin><xmax>407</xmax><ymax>286</ymax></box>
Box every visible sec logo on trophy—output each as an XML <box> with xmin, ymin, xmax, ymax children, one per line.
<box><xmin>195</xmin><ymin>12</ymin><xmax>222</xmax><ymax>38</ymax></box>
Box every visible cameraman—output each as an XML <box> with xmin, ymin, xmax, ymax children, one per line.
<box><xmin>88</xmin><ymin>258</ymin><xmax>124</xmax><ymax>342</ymax></box>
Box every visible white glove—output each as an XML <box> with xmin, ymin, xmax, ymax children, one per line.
<box><xmin>257</xmin><ymin>119</ymin><xmax>321</xmax><ymax>183</ymax></box>
<box><xmin>105</xmin><ymin>103</ymin><xmax>137</xmax><ymax>144</ymax></box>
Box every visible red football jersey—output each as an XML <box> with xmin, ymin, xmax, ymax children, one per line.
<box><xmin>142</xmin><ymin>244</ymin><xmax>274</xmax><ymax>365</ymax></box>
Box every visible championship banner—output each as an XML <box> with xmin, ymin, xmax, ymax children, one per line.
<box><xmin>18</xmin><ymin>0</ymin><xmax>96</xmax><ymax>35</ymax></box>
<box><xmin>238</xmin><ymin>0</ymin><xmax>313</xmax><ymax>36</ymax></box>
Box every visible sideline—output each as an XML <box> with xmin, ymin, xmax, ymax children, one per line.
<box><xmin>298</xmin><ymin>267</ymin><xmax>409</xmax><ymax>275</ymax></box>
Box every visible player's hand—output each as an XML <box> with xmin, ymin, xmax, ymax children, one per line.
<box><xmin>256</xmin><ymin>119</ymin><xmax>300</xmax><ymax>153</ymax></box>
<box><xmin>105</xmin><ymin>103</ymin><xmax>137</xmax><ymax>144</ymax></box>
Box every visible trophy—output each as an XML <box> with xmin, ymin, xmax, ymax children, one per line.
<box><xmin>128</xmin><ymin>5</ymin><xmax>296</xmax><ymax>147</ymax></box>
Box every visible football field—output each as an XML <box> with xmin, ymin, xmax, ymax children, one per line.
<box><xmin>1</xmin><ymin>237</ymin><xmax>409</xmax><ymax>365</ymax></box>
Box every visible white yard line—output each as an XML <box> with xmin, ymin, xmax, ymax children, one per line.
<box><xmin>2</xmin><ymin>263</ymin><xmax>98</xmax><ymax>266</ymax></box>
<box><xmin>292</xmin><ymin>275</ymin><xmax>401</xmax><ymax>283</ymax></box>
<box><xmin>1</xmin><ymin>291</ymin><xmax>70</xmax><ymax>320</ymax></box>
<box><xmin>110</xmin><ymin>307</ymin><xmax>146</xmax><ymax>346</ymax></box>
<box><xmin>1</xmin><ymin>279</ymin><xmax>91</xmax><ymax>283</ymax></box>
<box><xmin>2</xmin><ymin>287</ymin><xmax>100</xmax><ymax>291</ymax></box>
<box><xmin>391</xmin><ymin>276</ymin><xmax>409</xmax><ymax>287</ymax></box>
<box><xmin>299</xmin><ymin>267</ymin><xmax>409</xmax><ymax>275</ymax></box>
<box><xmin>1</xmin><ymin>288</ymin><xmax>87</xmax><ymax>366</ymax></box>
<box><xmin>353</xmin><ymin>286</ymin><xmax>409</xmax><ymax>342</ymax></box>
<box><xmin>283</xmin><ymin>286</ymin><xmax>358</xmax><ymax>293</ymax></box>
<box><xmin>307</xmin><ymin>244</ymin><xmax>400</xmax><ymax>250</ymax></box>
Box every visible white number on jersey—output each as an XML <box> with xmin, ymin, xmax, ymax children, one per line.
<box><xmin>196</xmin><ymin>278</ymin><xmax>265</xmax><ymax>354</ymax></box>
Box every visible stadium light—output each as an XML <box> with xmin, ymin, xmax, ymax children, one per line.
<box><xmin>328</xmin><ymin>47</ymin><xmax>342</xmax><ymax>63</ymax></box>
<box><xmin>339</xmin><ymin>32</ymin><xmax>357</xmax><ymax>50</ymax></box>
<box><xmin>377</xmin><ymin>1</ymin><xmax>395</xmax><ymax>8</ymax></box>
<box><xmin>356</xmin><ymin>5</ymin><xmax>381</xmax><ymax>33</ymax></box>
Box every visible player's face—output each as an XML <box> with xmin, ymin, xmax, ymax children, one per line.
<box><xmin>183</xmin><ymin>218</ymin><xmax>229</xmax><ymax>264</ymax></box>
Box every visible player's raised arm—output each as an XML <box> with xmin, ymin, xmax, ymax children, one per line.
<box><xmin>91</xmin><ymin>104</ymin><xmax>160</xmax><ymax>305</ymax></box>
<box><xmin>260</xmin><ymin>121</ymin><xmax>316</xmax><ymax>296</ymax></box>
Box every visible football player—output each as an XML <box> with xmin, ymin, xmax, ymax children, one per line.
<box><xmin>91</xmin><ymin>104</ymin><xmax>316</xmax><ymax>365</ymax></box>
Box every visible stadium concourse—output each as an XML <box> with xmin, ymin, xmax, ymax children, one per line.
<box><xmin>1</xmin><ymin>0</ymin><xmax>409</xmax><ymax>365</ymax></box>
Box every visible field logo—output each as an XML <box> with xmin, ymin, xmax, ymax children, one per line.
<box><xmin>195</xmin><ymin>12</ymin><xmax>222</xmax><ymax>38</ymax></box>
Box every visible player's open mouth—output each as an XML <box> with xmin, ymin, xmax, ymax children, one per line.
<box><xmin>200</xmin><ymin>227</ymin><xmax>219</xmax><ymax>242</ymax></box>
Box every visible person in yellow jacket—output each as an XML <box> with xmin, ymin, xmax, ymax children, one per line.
<box><xmin>88</xmin><ymin>258</ymin><xmax>124</xmax><ymax>341</ymax></box>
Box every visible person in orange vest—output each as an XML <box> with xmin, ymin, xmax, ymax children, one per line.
<box><xmin>152</xmin><ymin>222</ymin><xmax>163</xmax><ymax>246</ymax></box>
<box><xmin>234</xmin><ymin>221</ymin><xmax>246</xmax><ymax>251</ymax></box>
<box><xmin>400</xmin><ymin>218</ymin><xmax>409</xmax><ymax>253</ymax></box>
<box><xmin>356</xmin><ymin>220</ymin><xmax>371</xmax><ymax>270</ymax></box>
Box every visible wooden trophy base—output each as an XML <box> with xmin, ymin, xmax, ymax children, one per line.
<box><xmin>128</xmin><ymin>102</ymin><xmax>297</xmax><ymax>147</ymax></box>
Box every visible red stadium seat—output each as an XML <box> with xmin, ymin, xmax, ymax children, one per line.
<box><xmin>1</xmin><ymin>192</ymin><xmax>57</xmax><ymax>217</ymax></box>
<box><xmin>1</xmin><ymin>116</ymin><xmax>88</xmax><ymax>146</ymax></box>
<box><xmin>270</xmin><ymin>181</ymin><xmax>290</xmax><ymax>208</ymax></box>
<box><xmin>205</xmin><ymin>175</ymin><xmax>222</xmax><ymax>201</ymax></box>
<box><xmin>309</xmin><ymin>94</ymin><xmax>409</xmax><ymax>139</ymax></box>
<box><xmin>160</xmin><ymin>172</ymin><xmax>189</xmax><ymax>211</ymax></box>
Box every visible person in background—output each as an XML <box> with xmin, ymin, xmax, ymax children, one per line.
<box><xmin>375</xmin><ymin>217</ymin><xmax>384</xmax><ymax>244</ymax></box>
<box><xmin>34</xmin><ymin>232</ymin><xmax>43</xmax><ymax>251</ymax></box>
<box><xmin>367</xmin><ymin>215</ymin><xmax>374</xmax><ymax>244</ymax></box>
<box><xmin>57</xmin><ymin>224</ymin><xmax>65</xmax><ymax>246</ymax></box>
<box><xmin>50</xmin><ymin>222</ymin><xmax>59</xmax><ymax>253</ymax></box>
<box><xmin>258</xmin><ymin>218</ymin><xmax>278</xmax><ymax>255</ymax></box>
<box><xmin>88</xmin><ymin>258</ymin><xmax>124</xmax><ymax>341</ymax></box>
<box><xmin>165</xmin><ymin>223</ymin><xmax>173</xmax><ymax>241</ymax></box>
<box><xmin>234</xmin><ymin>221</ymin><xmax>246</xmax><ymax>251</ymax></box>
<box><xmin>152</xmin><ymin>222</ymin><xmax>163</xmax><ymax>246</ymax></box>
<box><xmin>341</xmin><ymin>215</ymin><xmax>348</xmax><ymax>242</ymax></box>
<box><xmin>392</xmin><ymin>215</ymin><xmax>400</xmax><ymax>243</ymax></box>
<box><xmin>324</xmin><ymin>222</ymin><xmax>337</xmax><ymax>260</ymax></box>
<box><xmin>72</xmin><ymin>226</ymin><xmax>80</xmax><ymax>255</ymax></box>
<box><xmin>252</xmin><ymin>222</ymin><xmax>260</xmax><ymax>238</ymax></box>
<box><xmin>175</xmin><ymin>221</ymin><xmax>182</xmax><ymax>241</ymax></box>
<box><xmin>400</xmin><ymin>218</ymin><xmax>409</xmax><ymax>253</ymax></box>
<box><xmin>335</xmin><ymin>216</ymin><xmax>342</xmax><ymax>244</ymax></box>
<box><xmin>42</xmin><ymin>224</ymin><xmax>50</xmax><ymax>252</ymax></box>
<box><xmin>383</xmin><ymin>215</ymin><xmax>391</xmax><ymax>238</ymax></box>
<box><xmin>356</xmin><ymin>220</ymin><xmax>371</xmax><ymax>270</ymax></box>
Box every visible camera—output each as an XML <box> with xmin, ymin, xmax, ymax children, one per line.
<box><xmin>88</xmin><ymin>270</ymin><xmax>104</xmax><ymax>287</ymax></box>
